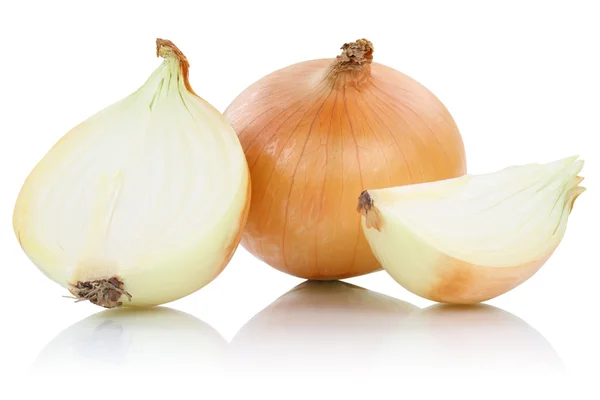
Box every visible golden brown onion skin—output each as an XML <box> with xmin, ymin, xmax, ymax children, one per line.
<box><xmin>224</xmin><ymin>40</ymin><xmax>467</xmax><ymax>279</ymax></box>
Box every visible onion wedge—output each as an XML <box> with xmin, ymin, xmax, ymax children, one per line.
<box><xmin>358</xmin><ymin>156</ymin><xmax>585</xmax><ymax>304</ymax></box>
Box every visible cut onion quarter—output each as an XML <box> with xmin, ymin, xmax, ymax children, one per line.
<box><xmin>357</xmin><ymin>156</ymin><xmax>585</xmax><ymax>304</ymax></box>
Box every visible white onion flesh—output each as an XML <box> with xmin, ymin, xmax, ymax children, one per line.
<box><xmin>13</xmin><ymin>40</ymin><xmax>250</xmax><ymax>307</ymax></box>
<box><xmin>359</xmin><ymin>156</ymin><xmax>585</xmax><ymax>304</ymax></box>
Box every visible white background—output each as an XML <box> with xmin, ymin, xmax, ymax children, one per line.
<box><xmin>1</xmin><ymin>0</ymin><xmax>598</xmax><ymax>398</ymax></box>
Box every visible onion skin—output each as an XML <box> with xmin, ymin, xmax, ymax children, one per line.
<box><xmin>225</xmin><ymin>39</ymin><xmax>467</xmax><ymax>279</ymax></box>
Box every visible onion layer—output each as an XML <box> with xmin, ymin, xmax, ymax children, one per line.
<box><xmin>358</xmin><ymin>156</ymin><xmax>585</xmax><ymax>304</ymax></box>
<box><xmin>13</xmin><ymin>39</ymin><xmax>250</xmax><ymax>308</ymax></box>
<box><xmin>225</xmin><ymin>39</ymin><xmax>467</xmax><ymax>279</ymax></box>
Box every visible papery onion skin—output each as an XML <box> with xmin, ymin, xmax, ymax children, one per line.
<box><xmin>358</xmin><ymin>157</ymin><xmax>585</xmax><ymax>304</ymax></box>
<box><xmin>13</xmin><ymin>39</ymin><xmax>251</xmax><ymax>307</ymax></box>
<box><xmin>224</xmin><ymin>39</ymin><xmax>467</xmax><ymax>279</ymax></box>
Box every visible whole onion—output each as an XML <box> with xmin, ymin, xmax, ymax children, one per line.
<box><xmin>224</xmin><ymin>39</ymin><xmax>467</xmax><ymax>279</ymax></box>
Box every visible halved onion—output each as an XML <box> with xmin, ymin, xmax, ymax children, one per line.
<box><xmin>13</xmin><ymin>39</ymin><xmax>250</xmax><ymax>307</ymax></box>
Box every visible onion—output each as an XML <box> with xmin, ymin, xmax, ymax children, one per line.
<box><xmin>225</xmin><ymin>38</ymin><xmax>467</xmax><ymax>279</ymax></box>
<box><xmin>13</xmin><ymin>39</ymin><xmax>251</xmax><ymax>308</ymax></box>
<box><xmin>358</xmin><ymin>156</ymin><xmax>585</xmax><ymax>304</ymax></box>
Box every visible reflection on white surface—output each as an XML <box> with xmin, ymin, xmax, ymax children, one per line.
<box><xmin>378</xmin><ymin>303</ymin><xmax>565</xmax><ymax>380</ymax></box>
<box><xmin>227</xmin><ymin>281</ymin><xmax>564</xmax><ymax>381</ymax></box>
<box><xmin>32</xmin><ymin>307</ymin><xmax>227</xmax><ymax>377</ymax></box>
<box><xmin>31</xmin><ymin>282</ymin><xmax>565</xmax><ymax>385</ymax></box>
